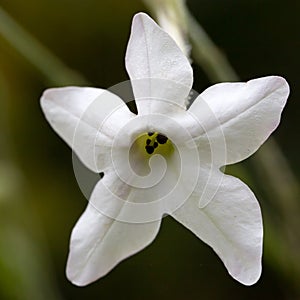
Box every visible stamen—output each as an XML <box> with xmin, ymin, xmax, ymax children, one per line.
<box><xmin>135</xmin><ymin>132</ymin><xmax>173</xmax><ymax>157</ymax></box>
<box><xmin>156</xmin><ymin>133</ymin><xmax>168</xmax><ymax>144</ymax></box>
<box><xmin>145</xmin><ymin>145</ymin><xmax>154</xmax><ymax>154</ymax></box>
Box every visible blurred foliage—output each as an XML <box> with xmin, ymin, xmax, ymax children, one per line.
<box><xmin>0</xmin><ymin>0</ymin><xmax>299</xmax><ymax>299</ymax></box>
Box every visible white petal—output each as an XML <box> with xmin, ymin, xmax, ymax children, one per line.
<box><xmin>66</xmin><ymin>172</ymin><xmax>162</xmax><ymax>286</ymax></box>
<box><xmin>188</xmin><ymin>76</ymin><xmax>289</xmax><ymax>165</ymax></box>
<box><xmin>40</xmin><ymin>87</ymin><xmax>135</xmax><ymax>172</ymax></box>
<box><xmin>171</xmin><ymin>172</ymin><xmax>263</xmax><ymax>286</ymax></box>
<box><xmin>125</xmin><ymin>13</ymin><xmax>193</xmax><ymax>115</ymax></box>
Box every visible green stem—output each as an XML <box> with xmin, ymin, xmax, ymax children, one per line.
<box><xmin>0</xmin><ymin>6</ymin><xmax>88</xmax><ymax>86</ymax></box>
<box><xmin>186</xmin><ymin>9</ymin><xmax>239</xmax><ymax>83</ymax></box>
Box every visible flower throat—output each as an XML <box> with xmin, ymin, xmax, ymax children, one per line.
<box><xmin>136</xmin><ymin>132</ymin><xmax>174</xmax><ymax>157</ymax></box>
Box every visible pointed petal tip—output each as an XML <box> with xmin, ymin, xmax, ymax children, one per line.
<box><xmin>67</xmin><ymin>277</ymin><xmax>91</xmax><ymax>288</ymax></box>
<box><xmin>261</xmin><ymin>75</ymin><xmax>290</xmax><ymax>107</ymax></box>
<box><xmin>132</xmin><ymin>12</ymin><xmax>152</xmax><ymax>23</ymax></box>
<box><xmin>66</xmin><ymin>261</ymin><xmax>108</xmax><ymax>287</ymax></box>
<box><xmin>231</xmin><ymin>264</ymin><xmax>262</xmax><ymax>286</ymax></box>
<box><xmin>267</xmin><ymin>75</ymin><xmax>289</xmax><ymax>85</ymax></box>
<box><xmin>41</xmin><ymin>86</ymin><xmax>77</xmax><ymax>100</ymax></box>
<box><xmin>251</xmin><ymin>75</ymin><xmax>290</xmax><ymax>98</ymax></box>
<box><xmin>272</xmin><ymin>75</ymin><xmax>290</xmax><ymax>96</ymax></box>
<box><xmin>67</xmin><ymin>277</ymin><xmax>88</xmax><ymax>288</ymax></box>
<box><xmin>130</xmin><ymin>12</ymin><xmax>153</xmax><ymax>34</ymax></box>
<box><xmin>66</xmin><ymin>275</ymin><xmax>93</xmax><ymax>288</ymax></box>
<box><xmin>40</xmin><ymin>87</ymin><xmax>57</xmax><ymax>108</ymax></box>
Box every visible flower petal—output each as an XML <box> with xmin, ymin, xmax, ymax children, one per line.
<box><xmin>66</xmin><ymin>172</ymin><xmax>161</xmax><ymax>286</ymax></box>
<box><xmin>40</xmin><ymin>87</ymin><xmax>135</xmax><ymax>172</ymax></box>
<box><xmin>171</xmin><ymin>172</ymin><xmax>263</xmax><ymax>286</ymax></box>
<box><xmin>125</xmin><ymin>12</ymin><xmax>193</xmax><ymax>115</ymax></box>
<box><xmin>188</xmin><ymin>76</ymin><xmax>289</xmax><ymax>165</ymax></box>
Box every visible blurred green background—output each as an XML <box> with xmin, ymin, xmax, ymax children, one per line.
<box><xmin>0</xmin><ymin>0</ymin><xmax>299</xmax><ymax>299</ymax></box>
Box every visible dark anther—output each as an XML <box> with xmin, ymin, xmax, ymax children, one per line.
<box><xmin>156</xmin><ymin>133</ymin><xmax>168</xmax><ymax>144</ymax></box>
<box><xmin>145</xmin><ymin>145</ymin><xmax>154</xmax><ymax>154</ymax></box>
<box><xmin>146</xmin><ymin>139</ymin><xmax>151</xmax><ymax>145</ymax></box>
<box><xmin>153</xmin><ymin>142</ymin><xmax>158</xmax><ymax>148</ymax></box>
<box><xmin>148</xmin><ymin>132</ymin><xmax>154</xmax><ymax>136</ymax></box>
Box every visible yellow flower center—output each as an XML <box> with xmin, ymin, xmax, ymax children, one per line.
<box><xmin>135</xmin><ymin>132</ymin><xmax>174</xmax><ymax>158</ymax></box>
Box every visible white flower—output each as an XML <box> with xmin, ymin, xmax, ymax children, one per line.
<box><xmin>40</xmin><ymin>12</ymin><xmax>289</xmax><ymax>287</ymax></box>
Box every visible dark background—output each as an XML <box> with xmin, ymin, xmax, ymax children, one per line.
<box><xmin>0</xmin><ymin>0</ymin><xmax>299</xmax><ymax>299</ymax></box>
